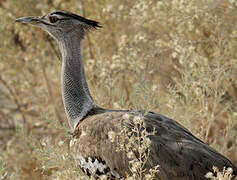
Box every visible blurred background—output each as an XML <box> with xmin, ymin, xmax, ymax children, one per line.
<box><xmin>0</xmin><ymin>0</ymin><xmax>237</xmax><ymax>179</ymax></box>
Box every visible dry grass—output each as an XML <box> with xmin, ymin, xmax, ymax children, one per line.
<box><xmin>206</xmin><ymin>166</ymin><xmax>235</xmax><ymax>180</ymax></box>
<box><xmin>0</xmin><ymin>0</ymin><xmax>237</xmax><ymax>179</ymax></box>
<box><xmin>112</xmin><ymin>113</ymin><xmax>159</xmax><ymax>179</ymax></box>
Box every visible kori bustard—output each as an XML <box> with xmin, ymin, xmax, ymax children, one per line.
<box><xmin>16</xmin><ymin>11</ymin><xmax>237</xmax><ymax>179</ymax></box>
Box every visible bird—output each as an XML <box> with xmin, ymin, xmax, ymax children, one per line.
<box><xmin>16</xmin><ymin>11</ymin><xmax>237</xmax><ymax>180</ymax></box>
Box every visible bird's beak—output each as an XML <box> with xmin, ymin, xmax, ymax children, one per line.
<box><xmin>16</xmin><ymin>16</ymin><xmax>42</xmax><ymax>25</ymax></box>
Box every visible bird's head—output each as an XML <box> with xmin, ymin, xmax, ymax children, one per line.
<box><xmin>16</xmin><ymin>11</ymin><xmax>101</xmax><ymax>41</ymax></box>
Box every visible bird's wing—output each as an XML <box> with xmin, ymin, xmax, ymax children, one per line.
<box><xmin>70</xmin><ymin>111</ymin><xmax>237</xmax><ymax>180</ymax></box>
<box><xmin>144</xmin><ymin>112</ymin><xmax>237</xmax><ymax>179</ymax></box>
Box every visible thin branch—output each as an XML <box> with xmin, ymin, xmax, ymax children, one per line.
<box><xmin>0</xmin><ymin>75</ymin><xmax>26</xmax><ymax>131</ymax></box>
<box><xmin>0</xmin><ymin>126</ymin><xmax>15</xmax><ymax>131</ymax></box>
<box><xmin>0</xmin><ymin>111</ymin><xmax>14</xmax><ymax>127</ymax></box>
<box><xmin>46</xmin><ymin>35</ymin><xmax>61</xmax><ymax>62</ymax></box>
<box><xmin>80</xmin><ymin>1</ymin><xmax>96</xmax><ymax>60</ymax></box>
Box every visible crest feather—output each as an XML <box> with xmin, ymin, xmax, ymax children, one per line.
<box><xmin>52</xmin><ymin>11</ymin><xmax>102</xmax><ymax>29</ymax></box>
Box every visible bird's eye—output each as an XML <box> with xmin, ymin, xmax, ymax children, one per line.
<box><xmin>49</xmin><ymin>16</ymin><xmax>59</xmax><ymax>23</ymax></box>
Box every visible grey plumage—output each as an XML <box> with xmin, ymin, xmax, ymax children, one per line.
<box><xmin>17</xmin><ymin>10</ymin><xmax>100</xmax><ymax>129</ymax></box>
<box><xmin>51</xmin><ymin>11</ymin><xmax>102</xmax><ymax>28</ymax></box>
<box><xmin>16</xmin><ymin>11</ymin><xmax>237</xmax><ymax>179</ymax></box>
<box><xmin>60</xmin><ymin>36</ymin><xmax>97</xmax><ymax>129</ymax></box>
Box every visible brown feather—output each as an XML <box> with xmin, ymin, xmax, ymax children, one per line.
<box><xmin>70</xmin><ymin>111</ymin><xmax>237</xmax><ymax>180</ymax></box>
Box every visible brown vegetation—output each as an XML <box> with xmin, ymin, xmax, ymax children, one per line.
<box><xmin>0</xmin><ymin>0</ymin><xmax>236</xmax><ymax>179</ymax></box>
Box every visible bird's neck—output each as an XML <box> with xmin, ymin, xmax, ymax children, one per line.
<box><xmin>59</xmin><ymin>35</ymin><xmax>96</xmax><ymax>130</ymax></box>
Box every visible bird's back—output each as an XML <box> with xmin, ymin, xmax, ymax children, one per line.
<box><xmin>70</xmin><ymin>111</ymin><xmax>237</xmax><ymax>179</ymax></box>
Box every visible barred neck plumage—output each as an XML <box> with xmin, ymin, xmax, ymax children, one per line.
<box><xmin>59</xmin><ymin>32</ymin><xmax>96</xmax><ymax>130</ymax></box>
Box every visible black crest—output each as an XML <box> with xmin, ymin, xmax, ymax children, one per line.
<box><xmin>52</xmin><ymin>11</ymin><xmax>102</xmax><ymax>29</ymax></box>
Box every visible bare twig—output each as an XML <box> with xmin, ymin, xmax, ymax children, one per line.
<box><xmin>0</xmin><ymin>126</ymin><xmax>15</xmax><ymax>131</ymax></box>
<box><xmin>0</xmin><ymin>75</ymin><xmax>26</xmax><ymax>131</ymax></box>
<box><xmin>46</xmin><ymin>35</ymin><xmax>61</xmax><ymax>62</ymax></box>
<box><xmin>80</xmin><ymin>1</ymin><xmax>96</xmax><ymax>60</ymax></box>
